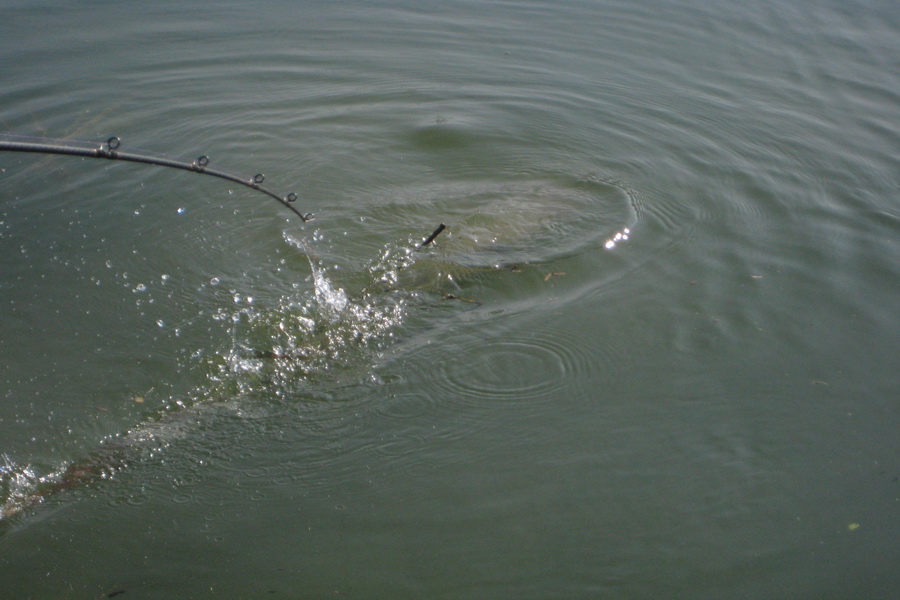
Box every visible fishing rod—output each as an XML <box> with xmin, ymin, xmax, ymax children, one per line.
<box><xmin>0</xmin><ymin>135</ymin><xmax>314</xmax><ymax>222</ymax></box>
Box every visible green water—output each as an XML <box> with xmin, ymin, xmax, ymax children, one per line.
<box><xmin>1</xmin><ymin>0</ymin><xmax>898</xmax><ymax>597</ymax></box>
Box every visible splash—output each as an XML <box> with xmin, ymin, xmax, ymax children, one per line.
<box><xmin>205</xmin><ymin>232</ymin><xmax>414</xmax><ymax>393</ymax></box>
<box><xmin>1</xmin><ymin>454</ymin><xmax>42</xmax><ymax>519</ymax></box>
<box><xmin>1</xmin><ymin>232</ymin><xmax>419</xmax><ymax>522</ymax></box>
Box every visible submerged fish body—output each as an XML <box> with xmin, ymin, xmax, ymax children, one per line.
<box><xmin>0</xmin><ymin>400</ymin><xmax>223</xmax><ymax>520</ymax></box>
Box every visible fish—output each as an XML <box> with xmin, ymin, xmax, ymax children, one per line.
<box><xmin>1</xmin><ymin>207</ymin><xmax>627</xmax><ymax>522</ymax></box>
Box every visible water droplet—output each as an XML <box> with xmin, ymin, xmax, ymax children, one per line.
<box><xmin>177</xmin><ymin>207</ymin><xmax>185</xmax><ymax>214</ymax></box>
<box><xmin>156</xmin><ymin>320</ymin><xmax>165</xmax><ymax>328</ymax></box>
<box><xmin>210</xmin><ymin>277</ymin><xmax>220</xmax><ymax>286</ymax></box>
<box><xmin>133</xmin><ymin>283</ymin><xmax>147</xmax><ymax>293</ymax></box>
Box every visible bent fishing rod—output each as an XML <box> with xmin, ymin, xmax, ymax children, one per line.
<box><xmin>0</xmin><ymin>134</ymin><xmax>314</xmax><ymax>222</ymax></box>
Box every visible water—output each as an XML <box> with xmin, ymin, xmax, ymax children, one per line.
<box><xmin>1</xmin><ymin>0</ymin><xmax>898</xmax><ymax>597</ymax></box>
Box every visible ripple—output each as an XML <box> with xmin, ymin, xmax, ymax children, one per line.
<box><xmin>241</xmin><ymin>466</ymin><xmax>270</xmax><ymax>479</ymax></box>
<box><xmin>400</xmin><ymin>460</ymin><xmax>439</xmax><ymax>479</ymax></box>
<box><xmin>369</xmin><ymin>434</ymin><xmax>428</xmax><ymax>459</ymax></box>
<box><xmin>431</xmin><ymin>328</ymin><xmax>597</xmax><ymax>405</ymax></box>
<box><xmin>355</xmin><ymin>426</ymin><xmax>440</xmax><ymax>481</ymax></box>
<box><xmin>371</xmin><ymin>392</ymin><xmax>434</xmax><ymax>422</ymax></box>
<box><xmin>443</xmin><ymin>341</ymin><xmax>561</xmax><ymax>401</ymax></box>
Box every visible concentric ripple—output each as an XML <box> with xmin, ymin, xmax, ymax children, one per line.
<box><xmin>431</xmin><ymin>330</ymin><xmax>596</xmax><ymax>404</ymax></box>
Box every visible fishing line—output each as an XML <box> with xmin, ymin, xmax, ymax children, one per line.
<box><xmin>0</xmin><ymin>134</ymin><xmax>314</xmax><ymax>222</ymax></box>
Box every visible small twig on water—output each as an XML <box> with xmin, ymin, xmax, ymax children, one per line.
<box><xmin>417</xmin><ymin>223</ymin><xmax>446</xmax><ymax>249</ymax></box>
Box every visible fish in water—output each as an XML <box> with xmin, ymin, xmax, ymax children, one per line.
<box><xmin>1</xmin><ymin>210</ymin><xmax>625</xmax><ymax>521</ymax></box>
<box><xmin>1</xmin><ymin>398</ymin><xmax>229</xmax><ymax>520</ymax></box>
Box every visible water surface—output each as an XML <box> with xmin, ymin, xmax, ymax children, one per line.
<box><xmin>1</xmin><ymin>0</ymin><xmax>898</xmax><ymax>598</ymax></box>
